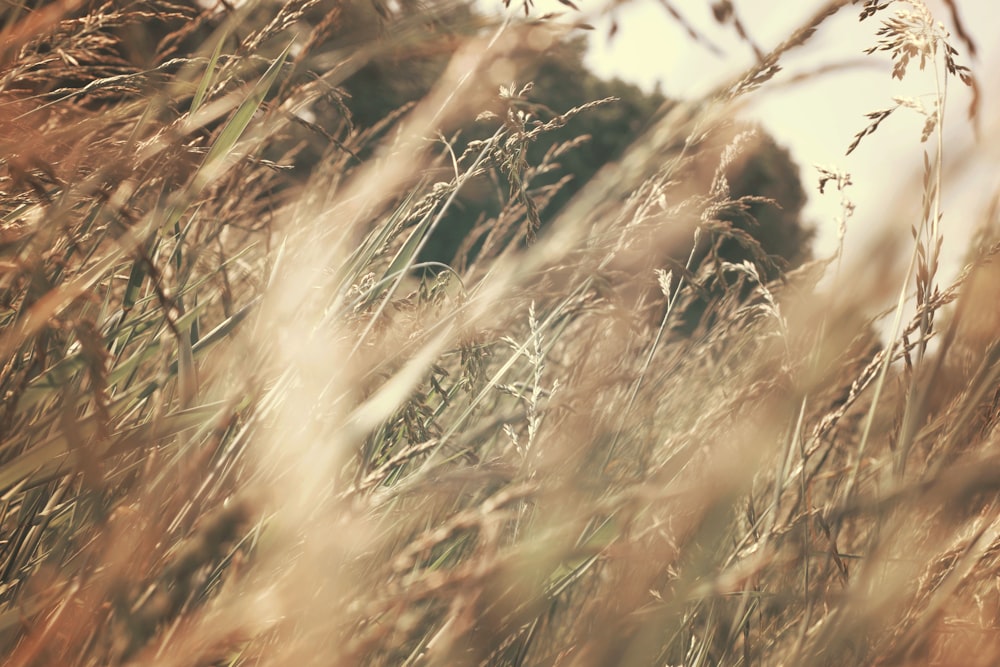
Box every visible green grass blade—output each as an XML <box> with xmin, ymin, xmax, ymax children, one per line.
<box><xmin>193</xmin><ymin>42</ymin><xmax>292</xmax><ymax>192</ymax></box>
<box><xmin>190</xmin><ymin>29</ymin><xmax>228</xmax><ymax>115</ymax></box>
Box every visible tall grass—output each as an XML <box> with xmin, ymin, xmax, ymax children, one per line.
<box><xmin>1</xmin><ymin>0</ymin><xmax>997</xmax><ymax>665</ymax></box>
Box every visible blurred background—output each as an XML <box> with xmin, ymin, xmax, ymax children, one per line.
<box><xmin>491</xmin><ymin>0</ymin><xmax>997</xmax><ymax>283</ymax></box>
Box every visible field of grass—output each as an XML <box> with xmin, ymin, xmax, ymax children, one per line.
<box><xmin>1</xmin><ymin>0</ymin><xmax>998</xmax><ymax>664</ymax></box>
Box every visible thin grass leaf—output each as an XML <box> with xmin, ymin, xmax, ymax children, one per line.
<box><xmin>190</xmin><ymin>29</ymin><xmax>229</xmax><ymax>115</ymax></box>
<box><xmin>193</xmin><ymin>41</ymin><xmax>293</xmax><ymax>191</ymax></box>
<box><xmin>0</xmin><ymin>400</ymin><xmax>231</xmax><ymax>495</ymax></box>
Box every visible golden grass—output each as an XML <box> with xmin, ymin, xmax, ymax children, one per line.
<box><xmin>0</xmin><ymin>0</ymin><xmax>997</xmax><ymax>665</ymax></box>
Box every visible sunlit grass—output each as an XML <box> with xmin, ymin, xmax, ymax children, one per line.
<box><xmin>1</xmin><ymin>1</ymin><xmax>998</xmax><ymax>665</ymax></box>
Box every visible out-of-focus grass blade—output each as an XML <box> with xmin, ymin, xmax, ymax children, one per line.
<box><xmin>15</xmin><ymin>243</ymin><xmax>258</xmax><ymax>416</ymax></box>
<box><xmin>0</xmin><ymin>232</ymin><xmax>142</xmax><ymax>364</ymax></box>
<box><xmin>94</xmin><ymin>296</ymin><xmax>259</xmax><ymax>399</ymax></box>
<box><xmin>0</xmin><ymin>400</ymin><xmax>230</xmax><ymax>495</ymax></box>
<box><xmin>0</xmin><ymin>201</ymin><xmax>31</xmax><ymax>226</ymax></box>
<box><xmin>193</xmin><ymin>42</ymin><xmax>292</xmax><ymax>192</ymax></box>
<box><xmin>0</xmin><ymin>589</ymin><xmax>47</xmax><ymax>634</ymax></box>
<box><xmin>177</xmin><ymin>322</ymin><xmax>198</xmax><ymax>409</ymax></box>
<box><xmin>122</xmin><ymin>234</ymin><xmax>158</xmax><ymax>314</ymax></box>
<box><xmin>16</xmin><ymin>303</ymin><xmax>208</xmax><ymax>416</ymax></box>
<box><xmin>348</xmin><ymin>325</ymin><xmax>454</xmax><ymax>437</ymax></box>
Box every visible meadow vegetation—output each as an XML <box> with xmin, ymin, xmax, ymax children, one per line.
<box><xmin>0</xmin><ymin>0</ymin><xmax>997</xmax><ymax>664</ymax></box>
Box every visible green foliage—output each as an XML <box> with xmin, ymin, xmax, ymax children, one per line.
<box><xmin>336</xmin><ymin>16</ymin><xmax>812</xmax><ymax>272</ymax></box>
<box><xmin>720</xmin><ymin>132</ymin><xmax>811</xmax><ymax>268</ymax></box>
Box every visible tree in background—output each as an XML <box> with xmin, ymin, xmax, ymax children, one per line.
<box><xmin>336</xmin><ymin>10</ymin><xmax>813</xmax><ymax>281</ymax></box>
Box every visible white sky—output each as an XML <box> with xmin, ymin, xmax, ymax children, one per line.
<box><xmin>491</xmin><ymin>0</ymin><xmax>1000</xmax><ymax>292</ymax></box>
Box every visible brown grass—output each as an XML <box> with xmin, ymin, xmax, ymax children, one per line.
<box><xmin>0</xmin><ymin>0</ymin><xmax>997</xmax><ymax>665</ymax></box>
